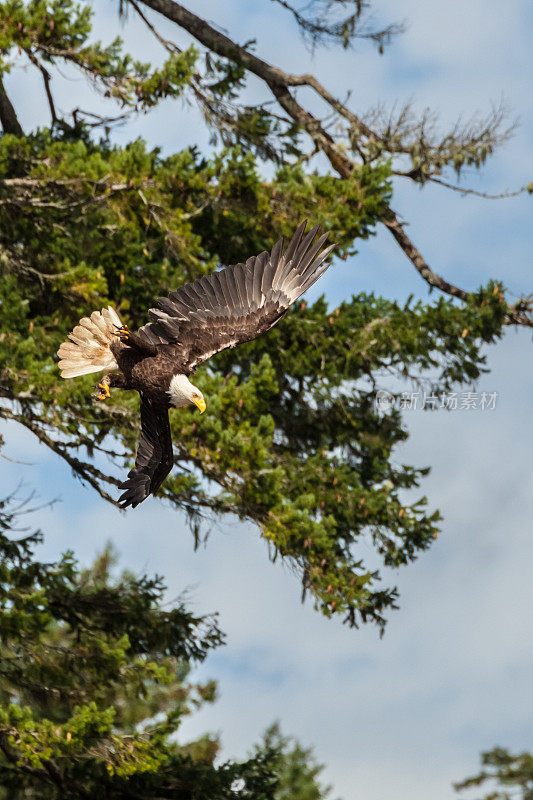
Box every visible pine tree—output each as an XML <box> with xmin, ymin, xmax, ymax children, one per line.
<box><xmin>0</xmin><ymin>490</ymin><xmax>314</xmax><ymax>799</ymax></box>
<box><xmin>254</xmin><ymin>724</ymin><xmax>335</xmax><ymax>800</ymax></box>
<box><xmin>0</xmin><ymin>0</ymin><xmax>528</xmax><ymax>631</ymax></box>
<box><xmin>455</xmin><ymin>748</ymin><xmax>533</xmax><ymax>800</ymax></box>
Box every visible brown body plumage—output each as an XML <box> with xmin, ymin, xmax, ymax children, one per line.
<box><xmin>57</xmin><ymin>221</ymin><xmax>336</xmax><ymax>508</ymax></box>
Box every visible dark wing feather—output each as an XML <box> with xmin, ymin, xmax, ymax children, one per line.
<box><xmin>118</xmin><ymin>396</ymin><xmax>173</xmax><ymax>509</ymax></box>
<box><xmin>136</xmin><ymin>220</ymin><xmax>336</xmax><ymax>371</ymax></box>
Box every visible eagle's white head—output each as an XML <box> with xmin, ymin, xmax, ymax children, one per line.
<box><xmin>168</xmin><ymin>374</ymin><xmax>206</xmax><ymax>413</ymax></box>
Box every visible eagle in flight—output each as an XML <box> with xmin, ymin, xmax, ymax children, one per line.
<box><xmin>57</xmin><ymin>221</ymin><xmax>335</xmax><ymax>508</ymax></box>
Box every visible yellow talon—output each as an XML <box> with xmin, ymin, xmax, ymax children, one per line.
<box><xmin>96</xmin><ymin>381</ymin><xmax>111</xmax><ymax>399</ymax></box>
<box><xmin>114</xmin><ymin>324</ymin><xmax>130</xmax><ymax>340</ymax></box>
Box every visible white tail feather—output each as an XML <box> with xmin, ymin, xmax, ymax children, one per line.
<box><xmin>57</xmin><ymin>306</ymin><xmax>122</xmax><ymax>379</ymax></box>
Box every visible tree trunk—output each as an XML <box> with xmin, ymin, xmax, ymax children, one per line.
<box><xmin>0</xmin><ymin>77</ymin><xmax>23</xmax><ymax>136</ymax></box>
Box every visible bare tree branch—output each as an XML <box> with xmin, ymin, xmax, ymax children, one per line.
<box><xmin>25</xmin><ymin>49</ymin><xmax>58</xmax><ymax>127</ymax></box>
<box><xmin>133</xmin><ymin>0</ymin><xmax>532</xmax><ymax>326</ymax></box>
<box><xmin>427</xmin><ymin>176</ymin><xmax>527</xmax><ymax>200</ymax></box>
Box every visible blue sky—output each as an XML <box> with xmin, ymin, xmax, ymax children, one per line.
<box><xmin>1</xmin><ymin>2</ymin><xmax>533</xmax><ymax>799</ymax></box>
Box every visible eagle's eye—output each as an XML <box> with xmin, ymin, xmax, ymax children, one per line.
<box><xmin>190</xmin><ymin>389</ymin><xmax>207</xmax><ymax>414</ymax></box>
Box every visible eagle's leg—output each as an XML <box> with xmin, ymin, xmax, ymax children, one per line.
<box><xmin>94</xmin><ymin>373</ymin><xmax>127</xmax><ymax>401</ymax></box>
<box><xmin>113</xmin><ymin>326</ymin><xmax>158</xmax><ymax>356</ymax></box>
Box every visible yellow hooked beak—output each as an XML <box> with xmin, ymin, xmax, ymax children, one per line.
<box><xmin>193</xmin><ymin>396</ymin><xmax>207</xmax><ymax>414</ymax></box>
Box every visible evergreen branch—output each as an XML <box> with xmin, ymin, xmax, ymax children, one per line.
<box><xmin>0</xmin><ymin>243</ymin><xmax>74</xmax><ymax>286</ymax></box>
<box><xmin>0</xmin><ymin>404</ymin><xmax>123</xmax><ymax>507</ymax></box>
<box><xmin>0</xmin><ymin>732</ymin><xmax>58</xmax><ymax>789</ymax></box>
<box><xmin>0</xmin><ymin>400</ymin><xmax>238</xmax><ymax>521</ymax></box>
<box><xmin>0</xmin><ymin>729</ymin><xmax>93</xmax><ymax>798</ymax></box>
<box><xmin>268</xmin><ymin>0</ymin><xmax>403</xmax><ymax>50</ymax></box>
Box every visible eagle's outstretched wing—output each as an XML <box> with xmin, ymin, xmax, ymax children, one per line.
<box><xmin>136</xmin><ymin>220</ymin><xmax>335</xmax><ymax>371</ymax></box>
<box><xmin>118</xmin><ymin>396</ymin><xmax>173</xmax><ymax>509</ymax></box>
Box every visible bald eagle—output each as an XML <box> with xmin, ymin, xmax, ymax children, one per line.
<box><xmin>57</xmin><ymin>221</ymin><xmax>335</xmax><ymax>508</ymax></box>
